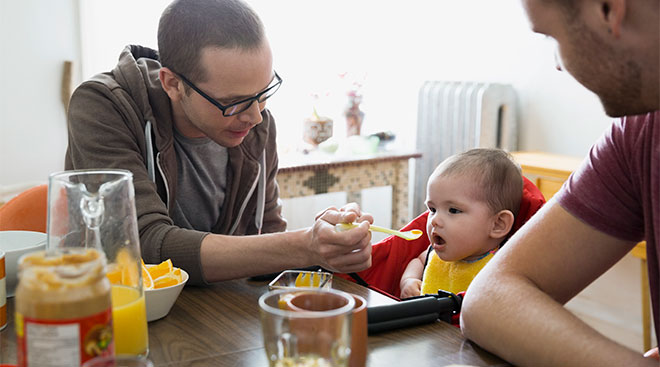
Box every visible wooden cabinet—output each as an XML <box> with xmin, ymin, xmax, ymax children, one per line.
<box><xmin>511</xmin><ymin>151</ymin><xmax>652</xmax><ymax>351</ymax></box>
<box><xmin>510</xmin><ymin>151</ymin><xmax>582</xmax><ymax>200</ymax></box>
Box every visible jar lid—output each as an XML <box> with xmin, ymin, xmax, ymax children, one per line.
<box><xmin>18</xmin><ymin>248</ymin><xmax>107</xmax><ymax>291</ymax></box>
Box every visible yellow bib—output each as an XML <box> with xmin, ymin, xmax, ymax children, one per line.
<box><xmin>420</xmin><ymin>251</ymin><xmax>494</xmax><ymax>295</ymax></box>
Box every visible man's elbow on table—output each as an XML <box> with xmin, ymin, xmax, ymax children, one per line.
<box><xmin>460</xmin><ymin>274</ymin><xmax>488</xmax><ymax>339</ymax></box>
<box><xmin>460</xmin><ymin>265</ymin><xmax>512</xmax><ymax>349</ymax></box>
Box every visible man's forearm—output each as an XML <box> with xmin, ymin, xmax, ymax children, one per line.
<box><xmin>461</xmin><ymin>273</ymin><xmax>654</xmax><ymax>367</ymax></box>
<box><xmin>200</xmin><ymin>228</ymin><xmax>313</xmax><ymax>282</ymax></box>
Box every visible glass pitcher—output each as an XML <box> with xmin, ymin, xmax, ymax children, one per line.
<box><xmin>47</xmin><ymin>169</ymin><xmax>149</xmax><ymax>357</ymax></box>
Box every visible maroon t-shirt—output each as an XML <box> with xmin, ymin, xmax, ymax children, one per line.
<box><xmin>555</xmin><ymin>111</ymin><xmax>660</xmax><ymax>344</ymax></box>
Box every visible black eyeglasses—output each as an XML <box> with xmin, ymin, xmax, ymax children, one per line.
<box><xmin>176</xmin><ymin>71</ymin><xmax>282</xmax><ymax>117</ymax></box>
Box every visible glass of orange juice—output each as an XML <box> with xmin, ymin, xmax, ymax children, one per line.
<box><xmin>110</xmin><ymin>283</ymin><xmax>148</xmax><ymax>355</ymax></box>
<box><xmin>48</xmin><ymin>170</ymin><xmax>149</xmax><ymax>356</ymax></box>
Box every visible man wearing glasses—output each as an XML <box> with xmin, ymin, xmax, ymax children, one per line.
<box><xmin>65</xmin><ymin>0</ymin><xmax>373</xmax><ymax>285</ymax></box>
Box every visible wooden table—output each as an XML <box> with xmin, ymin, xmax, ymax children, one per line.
<box><xmin>0</xmin><ymin>278</ymin><xmax>507</xmax><ymax>366</ymax></box>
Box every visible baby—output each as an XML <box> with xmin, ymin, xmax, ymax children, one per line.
<box><xmin>400</xmin><ymin>148</ymin><xmax>522</xmax><ymax>298</ymax></box>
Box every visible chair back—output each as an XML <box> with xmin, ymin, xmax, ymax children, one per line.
<box><xmin>0</xmin><ymin>184</ymin><xmax>48</xmax><ymax>233</ymax></box>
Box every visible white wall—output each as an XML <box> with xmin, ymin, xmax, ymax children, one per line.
<box><xmin>250</xmin><ymin>0</ymin><xmax>612</xmax><ymax>158</ymax></box>
<box><xmin>0</xmin><ymin>0</ymin><xmax>81</xmax><ymax>189</ymax></box>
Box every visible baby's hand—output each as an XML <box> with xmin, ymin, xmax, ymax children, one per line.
<box><xmin>400</xmin><ymin>278</ymin><xmax>422</xmax><ymax>299</ymax></box>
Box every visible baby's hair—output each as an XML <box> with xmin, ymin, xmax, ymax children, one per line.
<box><xmin>432</xmin><ymin>148</ymin><xmax>522</xmax><ymax>217</ymax></box>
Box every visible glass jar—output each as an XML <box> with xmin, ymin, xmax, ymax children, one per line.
<box><xmin>15</xmin><ymin>248</ymin><xmax>113</xmax><ymax>367</ymax></box>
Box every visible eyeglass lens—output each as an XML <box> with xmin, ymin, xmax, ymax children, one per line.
<box><xmin>224</xmin><ymin>80</ymin><xmax>281</xmax><ymax>116</ymax></box>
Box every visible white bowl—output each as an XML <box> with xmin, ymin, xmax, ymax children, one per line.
<box><xmin>144</xmin><ymin>266</ymin><xmax>188</xmax><ymax>322</ymax></box>
<box><xmin>0</xmin><ymin>230</ymin><xmax>47</xmax><ymax>297</ymax></box>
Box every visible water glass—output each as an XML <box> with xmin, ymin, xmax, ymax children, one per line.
<box><xmin>259</xmin><ymin>288</ymin><xmax>354</xmax><ymax>367</ymax></box>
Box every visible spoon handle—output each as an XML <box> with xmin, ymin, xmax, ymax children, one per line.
<box><xmin>336</xmin><ymin>223</ymin><xmax>413</xmax><ymax>240</ymax></box>
<box><xmin>368</xmin><ymin>224</ymin><xmax>401</xmax><ymax>237</ymax></box>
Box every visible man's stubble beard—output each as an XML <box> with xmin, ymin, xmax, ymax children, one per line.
<box><xmin>564</xmin><ymin>19</ymin><xmax>644</xmax><ymax>117</ymax></box>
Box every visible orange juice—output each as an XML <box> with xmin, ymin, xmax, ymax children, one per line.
<box><xmin>111</xmin><ymin>285</ymin><xmax>148</xmax><ymax>356</ymax></box>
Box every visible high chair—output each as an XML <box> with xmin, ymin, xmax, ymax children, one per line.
<box><xmin>0</xmin><ymin>184</ymin><xmax>48</xmax><ymax>233</ymax></box>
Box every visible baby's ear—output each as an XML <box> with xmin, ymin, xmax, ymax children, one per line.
<box><xmin>489</xmin><ymin>210</ymin><xmax>514</xmax><ymax>239</ymax></box>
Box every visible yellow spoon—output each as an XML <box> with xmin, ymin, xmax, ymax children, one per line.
<box><xmin>336</xmin><ymin>223</ymin><xmax>423</xmax><ymax>241</ymax></box>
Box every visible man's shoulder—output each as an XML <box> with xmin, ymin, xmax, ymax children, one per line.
<box><xmin>617</xmin><ymin>110</ymin><xmax>660</xmax><ymax>140</ymax></box>
<box><xmin>594</xmin><ymin>111</ymin><xmax>659</xmax><ymax>164</ymax></box>
<box><xmin>75</xmin><ymin>72</ymin><xmax>123</xmax><ymax>95</ymax></box>
<box><xmin>553</xmin><ymin>112</ymin><xmax>657</xmax><ymax>242</ymax></box>
<box><xmin>73</xmin><ymin>45</ymin><xmax>163</xmax><ymax>103</ymax></box>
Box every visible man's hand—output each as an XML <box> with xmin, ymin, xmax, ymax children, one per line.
<box><xmin>309</xmin><ymin>203</ymin><xmax>374</xmax><ymax>273</ymax></box>
<box><xmin>314</xmin><ymin>202</ymin><xmax>374</xmax><ymax>224</ymax></box>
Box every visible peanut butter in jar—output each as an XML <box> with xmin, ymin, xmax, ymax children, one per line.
<box><xmin>15</xmin><ymin>248</ymin><xmax>114</xmax><ymax>367</ymax></box>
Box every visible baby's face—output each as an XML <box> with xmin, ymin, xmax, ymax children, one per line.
<box><xmin>425</xmin><ymin>173</ymin><xmax>496</xmax><ymax>262</ymax></box>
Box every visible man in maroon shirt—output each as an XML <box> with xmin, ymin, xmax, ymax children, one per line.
<box><xmin>461</xmin><ymin>0</ymin><xmax>659</xmax><ymax>365</ymax></box>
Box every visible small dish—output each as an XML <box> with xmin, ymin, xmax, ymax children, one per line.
<box><xmin>144</xmin><ymin>266</ymin><xmax>188</xmax><ymax>322</ymax></box>
<box><xmin>0</xmin><ymin>230</ymin><xmax>47</xmax><ymax>297</ymax></box>
<box><xmin>268</xmin><ymin>270</ymin><xmax>333</xmax><ymax>291</ymax></box>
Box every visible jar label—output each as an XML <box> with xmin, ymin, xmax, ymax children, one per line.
<box><xmin>16</xmin><ymin>308</ymin><xmax>114</xmax><ymax>367</ymax></box>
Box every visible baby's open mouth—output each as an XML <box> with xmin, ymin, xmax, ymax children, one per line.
<box><xmin>431</xmin><ymin>233</ymin><xmax>445</xmax><ymax>245</ymax></box>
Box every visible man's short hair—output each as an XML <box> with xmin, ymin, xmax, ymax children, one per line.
<box><xmin>158</xmin><ymin>0</ymin><xmax>265</xmax><ymax>83</ymax></box>
<box><xmin>433</xmin><ymin>148</ymin><xmax>523</xmax><ymax>217</ymax></box>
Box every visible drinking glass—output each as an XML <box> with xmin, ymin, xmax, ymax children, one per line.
<box><xmin>48</xmin><ymin>169</ymin><xmax>148</xmax><ymax>356</ymax></box>
<box><xmin>259</xmin><ymin>288</ymin><xmax>354</xmax><ymax>367</ymax></box>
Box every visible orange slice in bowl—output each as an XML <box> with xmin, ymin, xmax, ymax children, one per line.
<box><xmin>143</xmin><ymin>258</ymin><xmax>182</xmax><ymax>289</ymax></box>
<box><xmin>153</xmin><ymin>273</ymin><xmax>180</xmax><ymax>289</ymax></box>
<box><xmin>172</xmin><ymin>268</ymin><xmax>182</xmax><ymax>282</ymax></box>
<box><xmin>147</xmin><ymin>259</ymin><xmax>173</xmax><ymax>280</ymax></box>
<box><xmin>141</xmin><ymin>260</ymin><xmax>154</xmax><ymax>290</ymax></box>
<box><xmin>105</xmin><ymin>248</ymin><xmax>140</xmax><ymax>287</ymax></box>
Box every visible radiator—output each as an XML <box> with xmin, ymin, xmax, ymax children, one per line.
<box><xmin>412</xmin><ymin>81</ymin><xmax>518</xmax><ymax>216</ymax></box>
